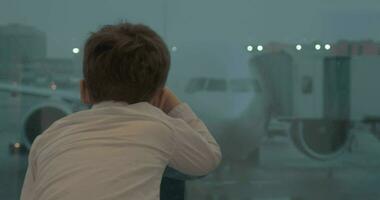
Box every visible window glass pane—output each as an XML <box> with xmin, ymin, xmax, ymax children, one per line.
<box><xmin>1</xmin><ymin>1</ymin><xmax>380</xmax><ymax>200</ymax></box>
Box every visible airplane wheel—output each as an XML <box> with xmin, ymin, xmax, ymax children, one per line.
<box><xmin>289</xmin><ymin>119</ymin><xmax>351</xmax><ymax>160</ymax></box>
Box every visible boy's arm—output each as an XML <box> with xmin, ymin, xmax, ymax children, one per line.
<box><xmin>151</xmin><ymin>88</ymin><xmax>221</xmax><ymax>177</ymax></box>
<box><xmin>166</xmin><ymin>103</ymin><xmax>221</xmax><ymax>176</ymax></box>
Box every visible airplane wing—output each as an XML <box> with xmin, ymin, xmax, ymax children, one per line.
<box><xmin>0</xmin><ymin>82</ymin><xmax>80</xmax><ymax>102</ymax></box>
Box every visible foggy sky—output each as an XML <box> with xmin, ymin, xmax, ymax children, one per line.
<box><xmin>0</xmin><ymin>0</ymin><xmax>380</xmax><ymax>58</ymax></box>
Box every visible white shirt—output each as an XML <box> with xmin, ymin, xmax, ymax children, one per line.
<box><xmin>21</xmin><ymin>101</ymin><xmax>221</xmax><ymax>200</ymax></box>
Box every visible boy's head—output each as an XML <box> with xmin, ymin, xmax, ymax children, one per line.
<box><xmin>81</xmin><ymin>22</ymin><xmax>170</xmax><ymax>104</ymax></box>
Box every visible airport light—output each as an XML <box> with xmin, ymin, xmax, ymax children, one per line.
<box><xmin>50</xmin><ymin>82</ymin><xmax>57</xmax><ymax>90</ymax></box>
<box><xmin>14</xmin><ymin>142</ymin><xmax>21</xmax><ymax>149</ymax></box>
<box><xmin>72</xmin><ymin>48</ymin><xmax>80</xmax><ymax>54</ymax></box>
<box><xmin>324</xmin><ymin>44</ymin><xmax>331</xmax><ymax>50</ymax></box>
<box><xmin>315</xmin><ymin>44</ymin><xmax>321</xmax><ymax>50</ymax></box>
<box><xmin>296</xmin><ymin>44</ymin><xmax>302</xmax><ymax>51</ymax></box>
<box><xmin>257</xmin><ymin>45</ymin><xmax>263</xmax><ymax>51</ymax></box>
<box><xmin>246</xmin><ymin>45</ymin><xmax>253</xmax><ymax>52</ymax></box>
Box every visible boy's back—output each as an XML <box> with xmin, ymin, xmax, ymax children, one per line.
<box><xmin>21</xmin><ymin>101</ymin><xmax>221</xmax><ymax>200</ymax></box>
<box><xmin>20</xmin><ymin>21</ymin><xmax>221</xmax><ymax>200</ymax></box>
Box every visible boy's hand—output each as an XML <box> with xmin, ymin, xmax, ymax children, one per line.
<box><xmin>150</xmin><ymin>87</ymin><xmax>181</xmax><ymax>114</ymax></box>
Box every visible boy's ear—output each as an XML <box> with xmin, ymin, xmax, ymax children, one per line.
<box><xmin>80</xmin><ymin>80</ymin><xmax>92</xmax><ymax>105</ymax></box>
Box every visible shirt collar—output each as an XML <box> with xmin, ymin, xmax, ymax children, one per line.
<box><xmin>91</xmin><ymin>101</ymin><xmax>163</xmax><ymax>117</ymax></box>
<box><xmin>91</xmin><ymin>101</ymin><xmax>130</xmax><ymax>109</ymax></box>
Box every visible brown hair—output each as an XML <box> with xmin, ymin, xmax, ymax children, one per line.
<box><xmin>83</xmin><ymin>22</ymin><xmax>170</xmax><ymax>104</ymax></box>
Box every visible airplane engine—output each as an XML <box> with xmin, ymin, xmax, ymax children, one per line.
<box><xmin>21</xmin><ymin>101</ymin><xmax>82</xmax><ymax>149</ymax></box>
<box><xmin>289</xmin><ymin>119</ymin><xmax>351</xmax><ymax>160</ymax></box>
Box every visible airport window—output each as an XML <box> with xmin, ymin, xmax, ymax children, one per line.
<box><xmin>2</xmin><ymin>1</ymin><xmax>380</xmax><ymax>200</ymax></box>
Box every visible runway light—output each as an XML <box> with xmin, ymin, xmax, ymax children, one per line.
<box><xmin>325</xmin><ymin>44</ymin><xmax>331</xmax><ymax>50</ymax></box>
<box><xmin>14</xmin><ymin>143</ymin><xmax>21</xmax><ymax>149</ymax></box>
<box><xmin>72</xmin><ymin>48</ymin><xmax>80</xmax><ymax>54</ymax></box>
<box><xmin>257</xmin><ymin>45</ymin><xmax>263</xmax><ymax>51</ymax></box>
<box><xmin>246</xmin><ymin>45</ymin><xmax>253</xmax><ymax>52</ymax></box>
<box><xmin>315</xmin><ymin>44</ymin><xmax>321</xmax><ymax>50</ymax></box>
<box><xmin>50</xmin><ymin>82</ymin><xmax>57</xmax><ymax>90</ymax></box>
<box><xmin>296</xmin><ymin>44</ymin><xmax>302</xmax><ymax>51</ymax></box>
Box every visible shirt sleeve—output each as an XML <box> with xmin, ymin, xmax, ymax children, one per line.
<box><xmin>20</xmin><ymin>148</ymin><xmax>37</xmax><ymax>200</ymax></box>
<box><xmin>20</xmin><ymin>135</ymin><xmax>42</xmax><ymax>200</ymax></box>
<box><xmin>167</xmin><ymin>103</ymin><xmax>222</xmax><ymax>176</ymax></box>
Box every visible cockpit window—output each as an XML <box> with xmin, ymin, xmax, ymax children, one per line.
<box><xmin>185</xmin><ymin>77</ymin><xmax>207</xmax><ymax>93</ymax></box>
<box><xmin>185</xmin><ymin>77</ymin><xmax>261</xmax><ymax>93</ymax></box>
<box><xmin>206</xmin><ymin>79</ymin><xmax>227</xmax><ymax>91</ymax></box>
<box><xmin>230</xmin><ymin>79</ymin><xmax>252</xmax><ymax>92</ymax></box>
<box><xmin>229</xmin><ymin>78</ymin><xmax>262</xmax><ymax>93</ymax></box>
<box><xmin>185</xmin><ymin>78</ymin><xmax>227</xmax><ymax>93</ymax></box>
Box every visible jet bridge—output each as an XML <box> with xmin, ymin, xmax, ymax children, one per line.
<box><xmin>251</xmin><ymin>49</ymin><xmax>380</xmax><ymax>160</ymax></box>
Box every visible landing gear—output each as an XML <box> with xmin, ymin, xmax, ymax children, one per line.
<box><xmin>8</xmin><ymin>142</ymin><xmax>28</xmax><ymax>155</ymax></box>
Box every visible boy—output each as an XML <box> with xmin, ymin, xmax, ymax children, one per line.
<box><xmin>20</xmin><ymin>22</ymin><xmax>221</xmax><ymax>200</ymax></box>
